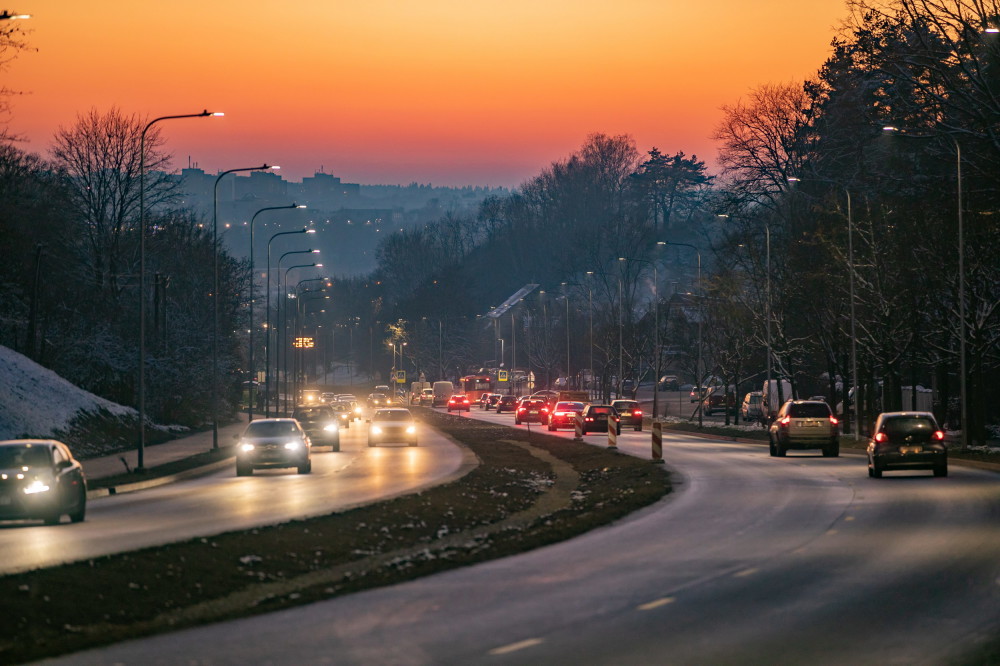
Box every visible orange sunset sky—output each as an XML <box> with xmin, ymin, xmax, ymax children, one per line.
<box><xmin>5</xmin><ymin>1</ymin><xmax>850</xmax><ymax>188</ymax></box>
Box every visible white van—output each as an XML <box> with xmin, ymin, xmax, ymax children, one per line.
<box><xmin>762</xmin><ymin>379</ymin><xmax>794</xmax><ymax>421</ymax></box>
<box><xmin>432</xmin><ymin>381</ymin><xmax>454</xmax><ymax>407</ymax></box>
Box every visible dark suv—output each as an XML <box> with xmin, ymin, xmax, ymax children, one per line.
<box><xmin>768</xmin><ymin>400</ymin><xmax>839</xmax><ymax>457</ymax></box>
<box><xmin>867</xmin><ymin>411</ymin><xmax>947</xmax><ymax>478</ymax></box>
<box><xmin>292</xmin><ymin>405</ymin><xmax>341</xmax><ymax>451</ymax></box>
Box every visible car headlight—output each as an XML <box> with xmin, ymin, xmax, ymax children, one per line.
<box><xmin>371</xmin><ymin>425</ymin><xmax>383</xmax><ymax>435</ymax></box>
<box><xmin>406</xmin><ymin>425</ymin><xmax>416</xmax><ymax>434</ymax></box>
<box><xmin>324</xmin><ymin>424</ymin><xmax>337</xmax><ymax>432</ymax></box>
<box><xmin>240</xmin><ymin>442</ymin><xmax>255</xmax><ymax>452</ymax></box>
<box><xmin>23</xmin><ymin>478</ymin><xmax>51</xmax><ymax>495</ymax></box>
<box><xmin>284</xmin><ymin>440</ymin><xmax>303</xmax><ymax>450</ymax></box>
<box><xmin>339</xmin><ymin>413</ymin><xmax>349</xmax><ymax>420</ymax></box>
<box><xmin>355</xmin><ymin>407</ymin><xmax>363</xmax><ymax>415</ymax></box>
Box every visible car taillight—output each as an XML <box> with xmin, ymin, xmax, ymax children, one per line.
<box><xmin>542</xmin><ymin>407</ymin><xmax>549</xmax><ymax>413</ymax></box>
<box><xmin>874</xmin><ymin>432</ymin><xmax>887</xmax><ymax>443</ymax></box>
<box><xmin>779</xmin><ymin>416</ymin><xmax>791</xmax><ymax>426</ymax></box>
<box><xmin>518</xmin><ymin>407</ymin><xmax>526</xmax><ymax>413</ymax></box>
<box><xmin>932</xmin><ymin>430</ymin><xmax>945</xmax><ymax>441</ymax></box>
<box><xmin>829</xmin><ymin>415</ymin><xmax>838</xmax><ymax>425</ymax></box>
<box><xmin>633</xmin><ymin>410</ymin><xmax>643</xmax><ymax>416</ymax></box>
<box><xmin>585</xmin><ymin>417</ymin><xmax>594</xmax><ymax>422</ymax></box>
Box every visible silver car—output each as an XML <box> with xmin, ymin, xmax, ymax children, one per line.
<box><xmin>768</xmin><ymin>400</ymin><xmax>839</xmax><ymax>457</ymax></box>
<box><xmin>236</xmin><ymin>418</ymin><xmax>311</xmax><ymax>476</ymax></box>
<box><xmin>368</xmin><ymin>408</ymin><xmax>418</xmax><ymax>447</ymax></box>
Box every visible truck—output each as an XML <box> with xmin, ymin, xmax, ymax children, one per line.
<box><xmin>409</xmin><ymin>381</ymin><xmax>431</xmax><ymax>404</ymax></box>
<box><xmin>762</xmin><ymin>379</ymin><xmax>794</xmax><ymax>422</ymax></box>
<box><xmin>432</xmin><ymin>381</ymin><xmax>454</xmax><ymax>407</ymax></box>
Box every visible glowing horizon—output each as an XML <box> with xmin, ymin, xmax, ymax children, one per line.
<box><xmin>5</xmin><ymin>1</ymin><xmax>849</xmax><ymax>188</ymax></box>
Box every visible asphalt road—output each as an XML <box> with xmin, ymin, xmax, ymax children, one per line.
<box><xmin>46</xmin><ymin>406</ymin><xmax>1000</xmax><ymax>665</ymax></box>
<box><xmin>0</xmin><ymin>421</ymin><xmax>469</xmax><ymax>575</ymax></box>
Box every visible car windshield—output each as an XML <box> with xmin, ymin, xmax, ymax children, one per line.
<box><xmin>245</xmin><ymin>421</ymin><xmax>299</xmax><ymax>437</ymax></box>
<box><xmin>882</xmin><ymin>417</ymin><xmax>937</xmax><ymax>438</ymax></box>
<box><xmin>0</xmin><ymin>445</ymin><xmax>51</xmax><ymax>468</ymax></box>
<box><xmin>294</xmin><ymin>408</ymin><xmax>331</xmax><ymax>419</ymax></box>
<box><xmin>789</xmin><ymin>403</ymin><xmax>831</xmax><ymax>418</ymax></box>
<box><xmin>374</xmin><ymin>410</ymin><xmax>412</xmax><ymax>421</ymax></box>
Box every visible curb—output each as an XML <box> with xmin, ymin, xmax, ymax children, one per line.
<box><xmin>86</xmin><ymin>456</ymin><xmax>235</xmax><ymax>499</ymax></box>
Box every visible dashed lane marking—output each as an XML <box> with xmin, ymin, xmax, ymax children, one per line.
<box><xmin>638</xmin><ymin>597</ymin><xmax>675</xmax><ymax>611</ymax></box>
<box><xmin>489</xmin><ymin>638</ymin><xmax>545</xmax><ymax>655</ymax></box>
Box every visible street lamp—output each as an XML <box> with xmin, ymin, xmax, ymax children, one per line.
<box><xmin>275</xmin><ymin>251</ymin><xmax>321</xmax><ymax>412</ymax></box>
<box><xmin>616</xmin><ymin>253</ymin><xmax>662</xmax><ymax>417</ymax></box>
<box><xmin>661</xmin><ymin>241</ymin><xmax>703</xmax><ymax>427</ymax></box>
<box><xmin>137</xmin><ymin>109</ymin><xmax>222</xmax><ymax>469</ymax></box>
<box><xmin>248</xmin><ymin>204</ymin><xmax>306</xmax><ymax>421</ymax></box>
<box><xmin>788</xmin><ymin>177</ymin><xmax>859</xmax><ymax>440</ymax></box>
<box><xmin>265</xmin><ymin>230</ymin><xmax>315</xmax><ymax>415</ymax></box>
<box><xmin>883</xmin><ymin>125</ymin><xmax>966</xmax><ymax>448</ymax></box>
<box><xmin>0</xmin><ymin>11</ymin><xmax>31</xmax><ymax>20</ymax></box>
<box><xmin>278</xmin><ymin>265</ymin><xmax>323</xmax><ymax>413</ymax></box>
<box><xmin>212</xmin><ymin>163</ymin><xmax>277</xmax><ymax>448</ymax></box>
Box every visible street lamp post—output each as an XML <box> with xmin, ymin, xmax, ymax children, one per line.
<box><xmin>275</xmin><ymin>250</ymin><xmax>321</xmax><ymax>412</ymax></box>
<box><xmin>138</xmin><ymin>110</ymin><xmax>221</xmax><ymax>469</ymax></box>
<box><xmin>279</xmin><ymin>266</ymin><xmax>323</xmax><ymax>413</ymax></box>
<box><xmin>212</xmin><ymin>163</ymin><xmax>277</xmax><ymax>448</ymax></box>
<box><xmin>248</xmin><ymin>204</ymin><xmax>306</xmax><ymax>421</ymax></box>
<box><xmin>884</xmin><ymin>126</ymin><xmax>966</xmax><ymax>448</ymax></box>
<box><xmin>264</xmin><ymin>228</ymin><xmax>315</xmax><ymax>416</ymax></box>
<box><xmin>614</xmin><ymin>257</ymin><xmax>660</xmax><ymax>416</ymax></box>
<box><xmin>662</xmin><ymin>241</ymin><xmax>702</xmax><ymax>427</ymax></box>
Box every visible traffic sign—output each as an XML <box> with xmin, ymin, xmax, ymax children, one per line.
<box><xmin>498</xmin><ymin>370</ymin><xmax>508</xmax><ymax>382</ymax></box>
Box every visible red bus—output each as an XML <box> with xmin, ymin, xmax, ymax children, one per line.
<box><xmin>459</xmin><ymin>374</ymin><xmax>494</xmax><ymax>402</ymax></box>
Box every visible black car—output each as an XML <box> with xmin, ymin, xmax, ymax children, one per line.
<box><xmin>236</xmin><ymin>418</ymin><xmax>311</xmax><ymax>476</ymax></box>
<box><xmin>548</xmin><ymin>401</ymin><xmax>585</xmax><ymax>431</ymax></box>
<box><xmin>867</xmin><ymin>411</ymin><xmax>947</xmax><ymax>478</ymax></box>
<box><xmin>0</xmin><ymin>439</ymin><xmax>87</xmax><ymax>525</ymax></box>
<box><xmin>515</xmin><ymin>398</ymin><xmax>550</xmax><ymax>425</ymax></box>
<box><xmin>581</xmin><ymin>404</ymin><xmax>621</xmax><ymax>435</ymax></box>
<box><xmin>611</xmin><ymin>400</ymin><xmax>643</xmax><ymax>431</ymax></box>
<box><xmin>496</xmin><ymin>395</ymin><xmax>518</xmax><ymax>413</ymax></box>
<box><xmin>292</xmin><ymin>405</ymin><xmax>342</xmax><ymax>451</ymax></box>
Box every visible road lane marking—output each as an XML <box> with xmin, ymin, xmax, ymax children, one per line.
<box><xmin>638</xmin><ymin>597</ymin><xmax>675</xmax><ymax>611</ymax></box>
<box><xmin>489</xmin><ymin>638</ymin><xmax>545</xmax><ymax>655</ymax></box>
<box><xmin>733</xmin><ymin>568</ymin><xmax>758</xmax><ymax>578</ymax></box>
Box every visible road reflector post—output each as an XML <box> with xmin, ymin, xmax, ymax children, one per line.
<box><xmin>574</xmin><ymin>413</ymin><xmax>583</xmax><ymax>441</ymax></box>
<box><xmin>652</xmin><ymin>421</ymin><xmax>664</xmax><ymax>463</ymax></box>
<box><xmin>607</xmin><ymin>418</ymin><xmax>618</xmax><ymax>449</ymax></box>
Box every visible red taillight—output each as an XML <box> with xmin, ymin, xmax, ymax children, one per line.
<box><xmin>829</xmin><ymin>415</ymin><xmax>838</xmax><ymax>426</ymax></box>
<box><xmin>542</xmin><ymin>407</ymin><xmax>549</xmax><ymax>413</ymax></box>
<box><xmin>585</xmin><ymin>417</ymin><xmax>594</xmax><ymax>422</ymax></box>
<box><xmin>933</xmin><ymin>430</ymin><xmax>945</xmax><ymax>441</ymax></box>
<box><xmin>874</xmin><ymin>432</ymin><xmax>887</xmax><ymax>443</ymax></box>
<box><xmin>633</xmin><ymin>410</ymin><xmax>643</xmax><ymax>416</ymax></box>
<box><xmin>517</xmin><ymin>407</ymin><xmax>526</xmax><ymax>413</ymax></box>
<box><xmin>779</xmin><ymin>416</ymin><xmax>791</xmax><ymax>426</ymax></box>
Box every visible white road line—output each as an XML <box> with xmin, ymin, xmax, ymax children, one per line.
<box><xmin>489</xmin><ymin>638</ymin><xmax>545</xmax><ymax>655</ymax></box>
<box><xmin>638</xmin><ymin>597</ymin><xmax>675</xmax><ymax>611</ymax></box>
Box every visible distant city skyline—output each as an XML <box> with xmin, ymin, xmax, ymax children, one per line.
<box><xmin>5</xmin><ymin>1</ymin><xmax>850</xmax><ymax>188</ymax></box>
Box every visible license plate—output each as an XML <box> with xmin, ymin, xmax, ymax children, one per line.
<box><xmin>900</xmin><ymin>446</ymin><xmax>923</xmax><ymax>454</ymax></box>
<box><xmin>529</xmin><ymin>411</ymin><xmax>538</xmax><ymax>415</ymax></box>
<box><xmin>803</xmin><ymin>421</ymin><xmax>819</xmax><ymax>427</ymax></box>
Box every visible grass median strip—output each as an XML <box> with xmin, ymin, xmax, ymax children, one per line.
<box><xmin>0</xmin><ymin>410</ymin><xmax>671</xmax><ymax>663</ymax></box>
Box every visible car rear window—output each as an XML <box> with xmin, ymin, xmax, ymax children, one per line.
<box><xmin>295</xmin><ymin>408</ymin><xmax>331</xmax><ymax>419</ymax></box>
<box><xmin>788</xmin><ymin>403</ymin><xmax>832</xmax><ymax>418</ymax></box>
<box><xmin>614</xmin><ymin>401</ymin><xmax>638</xmax><ymax>409</ymax></box>
<box><xmin>556</xmin><ymin>402</ymin><xmax>584</xmax><ymax>411</ymax></box>
<box><xmin>590</xmin><ymin>407</ymin><xmax>613</xmax><ymax>415</ymax></box>
<box><xmin>881</xmin><ymin>417</ymin><xmax>937</xmax><ymax>438</ymax></box>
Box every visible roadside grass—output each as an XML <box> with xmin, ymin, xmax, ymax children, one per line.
<box><xmin>0</xmin><ymin>410</ymin><xmax>670</xmax><ymax>664</ymax></box>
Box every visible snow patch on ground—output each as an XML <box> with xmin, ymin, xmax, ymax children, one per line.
<box><xmin>0</xmin><ymin>344</ymin><xmax>136</xmax><ymax>440</ymax></box>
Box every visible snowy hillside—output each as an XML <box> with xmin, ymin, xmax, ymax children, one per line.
<box><xmin>0</xmin><ymin>345</ymin><xmax>136</xmax><ymax>443</ymax></box>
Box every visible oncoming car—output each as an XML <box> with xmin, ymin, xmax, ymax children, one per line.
<box><xmin>867</xmin><ymin>411</ymin><xmax>947</xmax><ymax>478</ymax></box>
<box><xmin>292</xmin><ymin>405</ymin><xmax>341</xmax><ymax>451</ymax></box>
<box><xmin>368</xmin><ymin>408</ymin><xmax>418</xmax><ymax>447</ymax></box>
<box><xmin>236</xmin><ymin>418</ymin><xmax>311</xmax><ymax>476</ymax></box>
<box><xmin>0</xmin><ymin>439</ymin><xmax>87</xmax><ymax>525</ymax></box>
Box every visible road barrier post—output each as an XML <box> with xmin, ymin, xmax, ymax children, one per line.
<box><xmin>652</xmin><ymin>421</ymin><xmax>664</xmax><ymax>463</ymax></box>
<box><xmin>574</xmin><ymin>413</ymin><xmax>583</xmax><ymax>441</ymax></box>
<box><xmin>607</xmin><ymin>418</ymin><xmax>618</xmax><ymax>449</ymax></box>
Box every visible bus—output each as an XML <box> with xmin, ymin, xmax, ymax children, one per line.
<box><xmin>459</xmin><ymin>374</ymin><xmax>495</xmax><ymax>402</ymax></box>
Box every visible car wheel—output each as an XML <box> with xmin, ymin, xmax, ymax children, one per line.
<box><xmin>776</xmin><ymin>439</ymin><xmax>787</xmax><ymax>457</ymax></box>
<box><xmin>368</xmin><ymin>440</ymin><xmax>375</xmax><ymax>447</ymax></box>
<box><xmin>634</xmin><ymin>425</ymin><xmax>642</xmax><ymax>432</ymax></box>
<box><xmin>69</xmin><ymin>488</ymin><xmax>87</xmax><ymax>523</ymax></box>
<box><xmin>515</xmin><ymin>418</ymin><xmax>521</xmax><ymax>425</ymax></box>
<box><xmin>616</xmin><ymin>426</ymin><xmax>622</xmax><ymax>436</ymax></box>
<box><xmin>823</xmin><ymin>443</ymin><xmax>840</xmax><ymax>457</ymax></box>
<box><xmin>237</xmin><ymin>461</ymin><xmax>253</xmax><ymax>476</ymax></box>
<box><xmin>331</xmin><ymin>442</ymin><xmax>341</xmax><ymax>452</ymax></box>
<box><xmin>934</xmin><ymin>461</ymin><xmax>948</xmax><ymax>477</ymax></box>
<box><xmin>768</xmin><ymin>438</ymin><xmax>777</xmax><ymax>457</ymax></box>
<box><xmin>298</xmin><ymin>460</ymin><xmax>312</xmax><ymax>474</ymax></box>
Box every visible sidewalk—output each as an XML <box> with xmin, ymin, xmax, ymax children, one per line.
<box><xmin>82</xmin><ymin>421</ymin><xmax>248</xmax><ymax>481</ymax></box>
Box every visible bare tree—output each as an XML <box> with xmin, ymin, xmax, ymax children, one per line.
<box><xmin>50</xmin><ymin>107</ymin><xmax>179</xmax><ymax>306</ymax></box>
